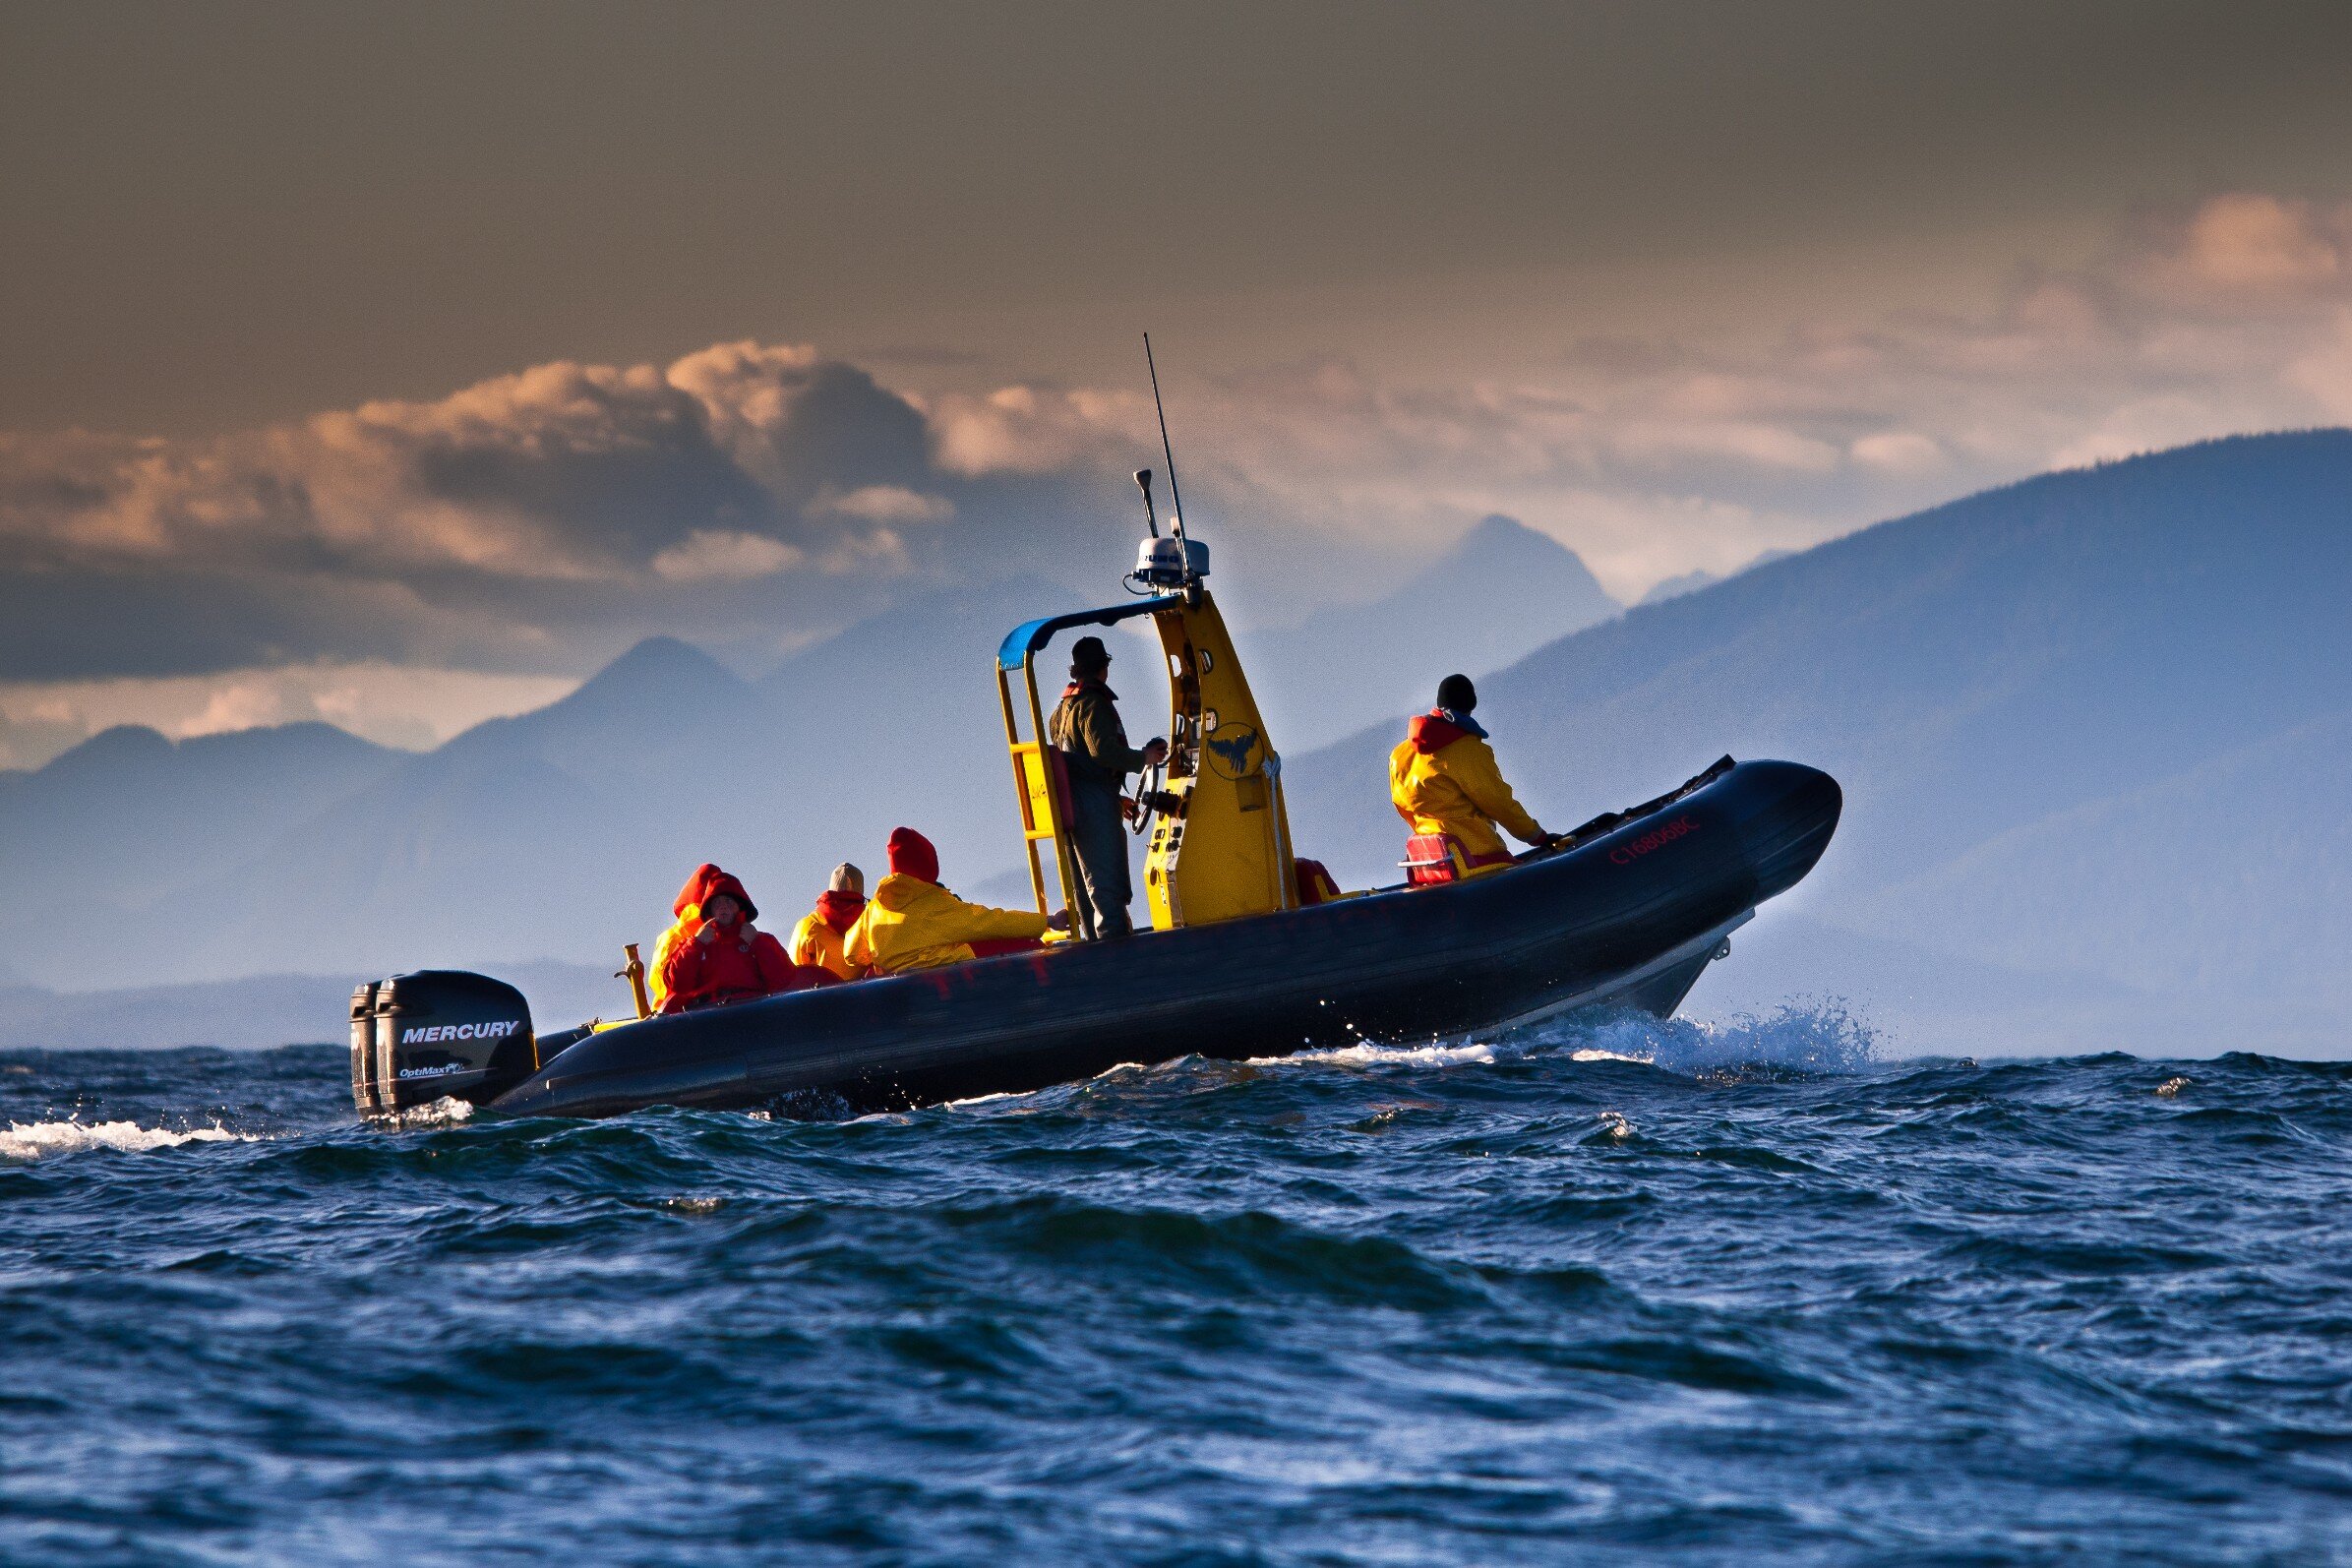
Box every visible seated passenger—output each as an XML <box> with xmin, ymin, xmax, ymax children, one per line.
<box><xmin>845</xmin><ymin>827</ymin><xmax>1051</xmax><ymax>976</ymax></box>
<box><xmin>648</xmin><ymin>862</ymin><xmax>725</xmax><ymax>1012</ymax></box>
<box><xmin>658</xmin><ymin>869</ymin><xmax>831</xmax><ymax>1011</ymax></box>
<box><xmin>1389</xmin><ymin>674</ymin><xmax>1552</xmax><ymax>880</ymax></box>
<box><xmin>791</xmin><ymin>862</ymin><xmax>869</xmax><ymax>981</ymax></box>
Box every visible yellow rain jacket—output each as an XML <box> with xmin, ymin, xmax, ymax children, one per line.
<box><xmin>844</xmin><ymin>873</ymin><xmax>1051</xmax><ymax>976</ymax></box>
<box><xmin>1389</xmin><ymin>711</ymin><xmax>1545</xmax><ymax>864</ymax></box>
<box><xmin>648</xmin><ymin>917</ymin><xmax>693</xmax><ymax>1010</ymax></box>
<box><xmin>790</xmin><ymin>890</ymin><xmax>867</xmax><ymax>982</ymax></box>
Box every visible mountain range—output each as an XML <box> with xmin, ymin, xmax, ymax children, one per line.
<box><xmin>1283</xmin><ymin>430</ymin><xmax>2352</xmax><ymax>1053</ymax></box>
<box><xmin>5</xmin><ymin>433</ymin><xmax>2344</xmax><ymax>1054</ymax></box>
<box><xmin>0</xmin><ymin>514</ymin><xmax>1609</xmax><ymax>1003</ymax></box>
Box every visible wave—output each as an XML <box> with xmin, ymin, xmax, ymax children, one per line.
<box><xmin>1521</xmin><ymin>998</ymin><xmax>1882</xmax><ymax>1075</ymax></box>
<box><xmin>1247</xmin><ymin>1039</ymin><xmax>1500</xmax><ymax>1071</ymax></box>
<box><xmin>374</xmin><ymin>1095</ymin><xmax>475</xmax><ymax>1129</ymax></box>
<box><xmin>1268</xmin><ymin>1000</ymin><xmax>1881</xmax><ymax>1080</ymax></box>
<box><xmin>1004</xmin><ymin>1000</ymin><xmax>1885</xmax><ymax>1111</ymax></box>
<box><xmin>0</xmin><ymin>1116</ymin><xmax>259</xmax><ymax>1162</ymax></box>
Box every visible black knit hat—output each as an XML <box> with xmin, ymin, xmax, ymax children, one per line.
<box><xmin>1436</xmin><ymin>673</ymin><xmax>1477</xmax><ymax>713</ymax></box>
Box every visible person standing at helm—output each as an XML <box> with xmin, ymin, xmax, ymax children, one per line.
<box><xmin>1390</xmin><ymin>674</ymin><xmax>1552</xmax><ymax>877</ymax></box>
<box><xmin>1048</xmin><ymin>634</ymin><xmax>1168</xmax><ymax>938</ymax></box>
<box><xmin>846</xmin><ymin>827</ymin><xmax>1053</xmax><ymax>975</ymax></box>
<box><xmin>791</xmin><ymin>863</ymin><xmax>868</xmax><ymax>981</ymax></box>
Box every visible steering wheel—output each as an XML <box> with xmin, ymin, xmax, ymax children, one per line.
<box><xmin>1128</xmin><ymin>755</ymin><xmax>1168</xmax><ymax>837</ymax></box>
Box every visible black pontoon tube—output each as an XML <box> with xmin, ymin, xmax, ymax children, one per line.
<box><xmin>464</xmin><ymin>756</ymin><xmax>1838</xmax><ymax>1121</ymax></box>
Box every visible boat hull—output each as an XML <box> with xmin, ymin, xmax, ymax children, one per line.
<box><xmin>490</xmin><ymin>758</ymin><xmax>1839</xmax><ymax>1119</ymax></box>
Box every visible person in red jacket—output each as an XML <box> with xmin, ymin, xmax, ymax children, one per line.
<box><xmin>657</xmin><ymin>868</ymin><xmax>830</xmax><ymax>1011</ymax></box>
<box><xmin>648</xmin><ymin>861</ymin><xmax>725</xmax><ymax>1012</ymax></box>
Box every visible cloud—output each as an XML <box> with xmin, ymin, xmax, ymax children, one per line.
<box><xmin>2166</xmin><ymin>193</ymin><xmax>2343</xmax><ymax>294</ymax></box>
<box><xmin>1849</xmin><ymin>432</ymin><xmax>1946</xmax><ymax>474</ymax></box>
<box><xmin>811</xmin><ymin>483</ymin><xmax>956</xmax><ymax>524</ymax></box>
<box><xmin>2285</xmin><ymin>310</ymin><xmax>2352</xmax><ymax>422</ymax></box>
<box><xmin>0</xmin><ymin>343</ymin><xmax>990</xmax><ymax>681</ymax></box>
<box><xmin>650</xmin><ymin>529</ymin><xmax>806</xmax><ymax>582</ymax></box>
<box><xmin>908</xmin><ymin>190</ymin><xmax>2352</xmax><ymax>596</ymax></box>
<box><xmin>6</xmin><ymin>188</ymin><xmax>2351</xmax><ymax>687</ymax></box>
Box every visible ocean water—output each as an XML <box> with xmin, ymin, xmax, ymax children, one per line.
<box><xmin>4</xmin><ymin>1012</ymin><xmax>2350</xmax><ymax>1565</ymax></box>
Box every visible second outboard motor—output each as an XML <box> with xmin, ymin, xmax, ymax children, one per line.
<box><xmin>350</xmin><ymin>970</ymin><xmax>536</xmax><ymax>1116</ymax></box>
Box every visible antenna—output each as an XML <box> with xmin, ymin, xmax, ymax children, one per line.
<box><xmin>1143</xmin><ymin>333</ymin><xmax>1188</xmax><ymax>557</ymax></box>
<box><xmin>1134</xmin><ymin>468</ymin><xmax>1159</xmax><ymax>538</ymax></box>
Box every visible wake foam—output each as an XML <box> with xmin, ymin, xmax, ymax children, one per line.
<box><xmin>377</xmin><ymin>1096</ymin><xmax>474</xmax><ymax>1129</ymax></box>
<box><xmin>909</xmin><ymin>1000</ymin><xmax>1881</xmax><ymax>1119</ymax></box>
<box><xmin>1250</xmin><ymin>1040</ymin><xmax>1500</xmax><ymax>1071</ymax></box>
<box><xmin>1218</xmin><ymin>1002</ymin><xmax>1876</xmax><ymax>1087</ymax></box>
<box><xmin>0</xmin><ymin>1117</ymin><xmax>257</xmax><ymax>1162</ymax></box>
<box><xmin>1546</xmin><ymin>1000</ymin><xmax>1880</xmax><ymax>1074</ymax></box>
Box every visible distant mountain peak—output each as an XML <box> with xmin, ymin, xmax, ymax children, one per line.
<box><xmin>22</xmin><ymin>725</ymin><xmax>170</xmax><ymax>785</ymax></box>
<box><xmin>179</xmin><ymin>720</ymin><xmax>403</xmax><ymax>757</ymax></box>
<box><xmin>563</xmin><ymin>635</ymin><xmax>748</xmax><ymax>708</ymax></box>
<box><xmin>1445</xmin><ymin>513</ymin><xmax>1587</xmax><ymax>573</ymax></box>
<box><xmin>1419</xmin><ymin>514</ymin><xmax>1617</xmax><ymax>617</ymax></box>
<box><xmin>423</xmin><ymin>633</ymin><xmax>755</xmax><ymax>760</ymax></box>
<box><xmin>1458</xmin><ymin>512</ymin><xmax>1551</xmax><ymax>546</ymax></box>
<box><xmin>53</xmin><ymin>724</ymin><xmax>174</xmax><ymax>764</ymax></box>
<box><xmin>31</xmin><ymin>721</ymin><xmax>394</xmax><ymax>781</ymax></box>
<box><xmin>761</xmin><ymin>573</ymin><xmax>1081</xmax><ymax>694</ymax></box>
<box><xmin>597</xmin><ymin>634</ymin><xmax>738</xmax><ymax>681</ymax></box>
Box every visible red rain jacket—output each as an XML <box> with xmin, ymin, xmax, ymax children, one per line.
<box><xmin>657</xmin><ymin>869</ymin><xmax>831</xmax><ymax>1010</ymax></box>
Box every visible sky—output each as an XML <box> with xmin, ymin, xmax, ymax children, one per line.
<box><xmin>5</xmin><ymin>0</ymin><xmax>2352</xmax><ymax>767</ymax></box>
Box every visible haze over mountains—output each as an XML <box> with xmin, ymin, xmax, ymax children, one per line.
<box><xmin>0</xmin><ymin>515</ymin><xmax>1607</xmax><ymax>1003</ymax></box>
<box><xmin>4</xmin><ymin>432</ymin><xmax>2345</xmax><ymax>1055</ymax></box>
<box><xmin>1244</xmin><ymin>515</ymin><xmax>1619</xmax><ymax>751</ymax></box>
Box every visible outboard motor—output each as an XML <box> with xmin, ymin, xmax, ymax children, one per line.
<box><xmin>350</xmin><ymin>970</ymin><xmax>537</xmax><ymax>1116</ymax></box>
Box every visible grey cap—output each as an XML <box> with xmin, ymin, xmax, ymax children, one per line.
<box><xmin>829</xmin><ymin>862</ymin><xmax>865</xmax><ymax>896</ymax></box>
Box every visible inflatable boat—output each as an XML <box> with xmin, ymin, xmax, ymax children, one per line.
<box><xmin>349</xmin><ymin>469</ymin><xmax>1840</xmax><ymax>1122</ymax></box>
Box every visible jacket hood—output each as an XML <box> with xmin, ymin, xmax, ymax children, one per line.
<box><xmin>672</xmin><ymin>862</ymin><xmax>725</xmax><ymax>917</ymax></box>
<box><xmin>873</xmin><ymin>872</ymin><xmax>944</xmax><ymax>912</ymax></box>
<box><xmin>814</xmin><ymin>888</ymin><xmax>866</xmax><ymax>933</ymax></box>
<box><xmin>1408</xmin><ymin>711</ymin><xmax>1480</xmax><ymax>755</ymax></box>
<box><xmin>886</xmin><ymin>826</ymin><xmax>939</xmax><ymax>884</ymax></box>
<box><xmin>697</xmin><ymin>869</ymin><xmax>758</xmax><ymax>923</ymax></box>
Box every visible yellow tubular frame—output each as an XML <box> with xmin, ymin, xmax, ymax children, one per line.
<box><xmin>997</xmin><ymin>658</ymin><xmax>1082</xmax><ymax>921</ymax></box>
<box><xmin>995</xmin><ymin>586</ymin><xmax>1297</xmax><ymax>938</ymax></box>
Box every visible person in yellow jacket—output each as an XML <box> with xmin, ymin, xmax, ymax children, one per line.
<box><xmin>1389</xmin><ymin>674</ymin><xmax>1553</xmax><ymax>875</ymax></box>
<box><xmin>790</xmin><ymin>863</ymin><xmax>869</xmax><ymax>981</ymax></box>
<box><xmin>845</xmin><ymin>827</ymin><xmax>1053</xmax><ymax>975</ymax></box>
